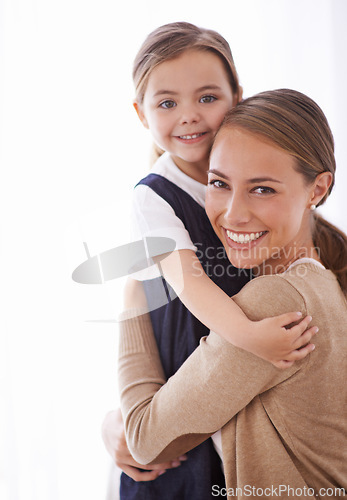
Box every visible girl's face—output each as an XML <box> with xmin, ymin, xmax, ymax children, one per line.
<box><xmin>135</xmin><ymin>49</ymin><xmax>237</xmax><ymax>183</ymax></box>
<box><xmin>206</xmin><ymin>128</ymin><xmax>325</xmax><ymax>275</ymax></box>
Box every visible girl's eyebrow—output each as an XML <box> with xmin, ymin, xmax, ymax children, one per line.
<box><xmin>153</xmin><ymin>85</ymin><xmax>222</xmax><ymax>98</ymax></box>
<box><xmin>208</xmin><ymin>169</ymin><xmax>283</xmax><ymax>184</ymax></box>
<box><xmin>197</xmin><ymin>84</ymin><xmax>223</xmax><ymax>92</ymax></box>
<box><xmin>153</xmin><ymin>90</ymin><xmax>178</xmax><ymax>97</ymax></box>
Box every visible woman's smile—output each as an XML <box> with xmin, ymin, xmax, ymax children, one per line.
<box><xmin>223</xmin><ymin>228</ymin><xmax>269</xmax><ymax>249</ymax></box>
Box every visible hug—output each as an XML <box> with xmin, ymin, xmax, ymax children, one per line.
<box><xmin>118</xmin><ymin>89</ymin><xmax>347</xmax><ymax>498</ymax></box>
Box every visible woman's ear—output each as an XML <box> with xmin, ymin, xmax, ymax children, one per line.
<box><xmin>309</xmin><ymin>171</ymin><xmax>333</xmax><ymax>207</ymax></box>
<box><xmin>133</xmin><ymin>101</ymin><xmax>149</xmax><ymax>129</ymax></box>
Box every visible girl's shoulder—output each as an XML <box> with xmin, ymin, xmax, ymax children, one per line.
<box><xmin>136</xmin><ymin>153</ymin><xmax>206</xmax><ymax>208</ymax></box>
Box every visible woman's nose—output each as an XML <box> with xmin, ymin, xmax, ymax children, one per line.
<box><xmin>224</xmin><ymin>192</ymin><xmax>251</xmax><ymax>226</ymax></box>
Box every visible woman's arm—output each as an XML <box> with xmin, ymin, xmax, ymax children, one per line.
<box><xmin>101</xmin><ymin>408</ymin><xmax>186</xmax><ymax>481</ymax></box>
<box><xmin>118</xmin><ymin>276</ymin><xmax>311</xmax><ymax>465</ymax></box>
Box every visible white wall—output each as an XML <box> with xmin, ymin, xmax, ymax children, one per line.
<box><xmin>1</xmin><ymin>1</ymin><xmax>346</xmax><ymax>499</ymax></box>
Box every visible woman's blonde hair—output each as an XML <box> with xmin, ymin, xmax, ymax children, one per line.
<box><xmin>133</xmin><ymin>22</ymin><xmax>241</xmax><ymax>164</ymax></box>
<box><xmin>218</xmin><ymin>88</ymin><xmax>347</xmax><ymax>295</ymax></box>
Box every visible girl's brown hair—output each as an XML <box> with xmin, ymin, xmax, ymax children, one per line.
<box><xmin>133</xmin><ymin>22</ymin><xmax>241</xmax><ymax>105</ymax></box>
<box><xmin>218</xmin><ymin>88</ymin><xmax>347</xmax><ymax>295</ymax></box>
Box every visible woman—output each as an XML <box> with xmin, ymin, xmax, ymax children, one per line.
<box><xmin>118</xmin><ymin>89</ymin><xmax>347</xmax><ymax>496</ymax></box>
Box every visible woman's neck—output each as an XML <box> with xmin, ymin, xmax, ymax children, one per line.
<box><xmin>254</xmin><ymin>242</ymin><xmax>323</xmax><ymax>277</ymax></box>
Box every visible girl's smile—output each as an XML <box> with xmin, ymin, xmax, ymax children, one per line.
<box><xmin>174</xmin><ymin>132</ymin><xmax>208</xmax><ymax>144</ymax></box>
<box><xmin>134</xmin><ymin>49</ymin><xmax>237</xmax><ymax>183</ymax></box>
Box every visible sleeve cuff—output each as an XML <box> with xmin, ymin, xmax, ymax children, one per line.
<box><xmin>118</xmin><ymin>310</ymin><xmax>159</xmax><ymax>357</ymax></box>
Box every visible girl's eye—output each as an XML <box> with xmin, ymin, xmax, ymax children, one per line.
<box><xmin>200</xmin><ymin>95</ymin><xmax>217</xmax><ymax>104</ymax></box>
<box><xmin>159</xmin><ymin>100</ymin><xmax>176</xmax><ymax>109</ymax></box>
<box><xmin>252</xmin><ymin>186</ymin><xmax>276</xmax><ymax>195</ymax></box>
<box><xmin>208</xmin><ymin>179</ymin><xmax>228</xmax><ymax>189</ymax></box>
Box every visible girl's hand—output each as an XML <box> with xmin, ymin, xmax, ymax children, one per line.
<box><xmin>102</xmin><ymin>409</ymin><xmax>187</xmax><ymax>481</ymax></box>
<box><xmin>246</xmin><ymin>313</ymin><xmax>318</xmax><ymax>370</ymax></box>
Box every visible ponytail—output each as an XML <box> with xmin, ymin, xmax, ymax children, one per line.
<box><xmin>313</xmin><ymin>213</ymin><xmax>347</xmax><ymax>297</ymax></box>
<box><xmin>149</xmin><ymin>143</ymin><xmax>165</xmax><ymax>167</ymax></box>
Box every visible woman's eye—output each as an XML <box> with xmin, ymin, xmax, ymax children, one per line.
<box><xmin>208</xmin><ymin>179</ymin><xmax>228</xmax><ymax>189</ymax></box>
<box><xmin>252</xmin><ymin>186</ymin><xmax>276</xmax><ymax>195</ymax></box>
<box><xmin>200</xmin><ymin>95</ymin><xmax>217</xmax><ymax>104</ymax></box>
<box><xmin>159</xmin><ymin>100</ymin><xmax>176</xmax><ymax>109</ymax></box>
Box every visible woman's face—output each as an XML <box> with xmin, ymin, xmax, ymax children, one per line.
<box><xmin>206</xmin><ymin>127</ymin><xmax>316</xmax><ymax>274</ymax></box>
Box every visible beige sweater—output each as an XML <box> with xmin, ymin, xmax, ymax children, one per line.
<box><xmin>118</xmin><ymin>263</ymin><xmax>347</xmax><ymax>498</ymax></box>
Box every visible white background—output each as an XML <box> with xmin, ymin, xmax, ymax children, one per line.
<box><xmin>1</xmin><ymin>0</ymin><xmax>346</xmax><ymax>499</ymax></box>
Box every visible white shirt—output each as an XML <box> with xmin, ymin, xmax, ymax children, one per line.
<box><xmin>130</xmin><ymin>153</ymin><xmax>207</xmax><ymax>279</ymax></box>
<box><xmin>131</xmin><ymin>152</ymin><xmax>206</xmax><ymax>250</ymax></box>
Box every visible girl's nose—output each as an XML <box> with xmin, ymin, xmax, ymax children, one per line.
<box><xmin>180</xmin><ymin>104</ymin><xmax>200</xmax><ymax>124</ymax></box>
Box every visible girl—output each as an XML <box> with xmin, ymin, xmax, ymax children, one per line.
<box><xmin>105</xmin><ymin>22</ymin><xmax>316</xmax><ymax>500</ymax></box>
<box><xmin>118</xmin><ymin>88</ymin><xmax>347</xmax><ymax>497</ymax></box>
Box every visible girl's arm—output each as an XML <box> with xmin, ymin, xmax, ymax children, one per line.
<box><xmin>156</xmin><ymin>249</ymin><xmax>318</xmax><ymax>368</ymax></box>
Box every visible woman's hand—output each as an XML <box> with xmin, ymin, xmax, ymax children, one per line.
<box><xmin>101</xmin><ymin>408</ymin><xmax>187</xmax><ymax>481</ymax></box>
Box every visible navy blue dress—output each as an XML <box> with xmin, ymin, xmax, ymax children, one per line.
<box><xmin>120</xmin><ymin>174</ymin><xmax>251</xmax><ymax>500</ymax></box>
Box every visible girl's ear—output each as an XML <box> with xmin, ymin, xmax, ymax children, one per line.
<box><xmin>235</xmin><ymin>85</ymin><xmax>243</xmax><ymax>106</ymax></box>
<box><xmin>133</xmin><ymin>101</ymin><xmax>149</xmax><ymax>129</ymax></box>
<box><xmin>309</xmin><ymin>171</ymin><xmax>333</xmax><ymax>207</ymax></box>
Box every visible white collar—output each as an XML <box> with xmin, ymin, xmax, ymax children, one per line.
<box><xmin>285</xmin><ymin>257</ymin><xmax>326</xmax><ymax>272</ymax></box>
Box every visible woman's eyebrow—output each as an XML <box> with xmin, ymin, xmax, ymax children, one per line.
<box><xmin>208</xmin><ymin>168</ymin><xmax>229</xmax><ymax>179</ymax></box>
<box><xmin>208</xmin><ymin>169</ymin><xmax>283</xmax><ymax>184</ymax></box>
<box><xmin>248</xmin><ymin>177</ymin><xmax>283</xmax><ymax>184</ymax></box>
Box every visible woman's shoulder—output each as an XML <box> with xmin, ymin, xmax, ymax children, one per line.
<box><xmin>233</xmin><ymin>262</ymin><xmax>339</xmax><ymax>321</ymax></box>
